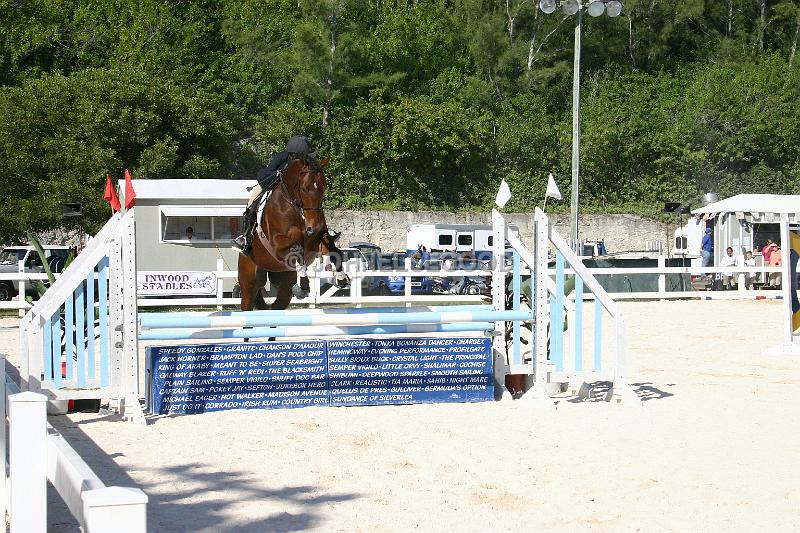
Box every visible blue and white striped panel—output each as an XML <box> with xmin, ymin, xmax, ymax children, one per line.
<box><xmin>98</xmin><ymin>256</ymin><xmax>110</xmax><ymax>387</ymax></box>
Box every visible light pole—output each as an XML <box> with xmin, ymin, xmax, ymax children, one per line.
<box><xmin>539</xmin><ymin>0</ymin><xmax>623</xmax><ymax>253</ymax></box>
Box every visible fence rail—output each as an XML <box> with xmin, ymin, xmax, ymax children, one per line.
<box><xmin>1</xmin><ymin>355</ymin><xmax>147</xmax><ymax>532</ymax></box>
<box><xmin>4</xmin><ymin>254</ymin><xmax>789</xmax><ymax>315</ymax></box>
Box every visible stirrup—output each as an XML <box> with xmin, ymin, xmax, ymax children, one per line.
<box><xmin>232</xmin><ymin>235</ymin><xmax>250</xmax><ymax>255</ymax></box>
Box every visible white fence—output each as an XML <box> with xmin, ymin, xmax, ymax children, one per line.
<box><xmin>4</xmin><ymin>260</ymin><xmax>786</xmax><ymax>315</ymax></box>
<box><xmin>1</xmin><ymin>354</ymin><xmax>147</xmax><ymax>532</ymax></box>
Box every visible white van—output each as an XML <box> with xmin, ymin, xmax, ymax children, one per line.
<box><xmin>0</xmin><ymin>245</ymin><xmax>72</xmax><ymax>301</ymax></box>
<box><xmin>406</xmin><ymin>223</ymin><xmax>518</xmax><ymax>260</ymax></box>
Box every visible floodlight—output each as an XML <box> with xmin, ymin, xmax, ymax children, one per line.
<box><xmin>539</xmin><ymin>0</ymin><xmax>557</xmax><ymax>14</ymax></box>
<box><xmin>606</xmin><ymin>1</ymin><xmax>623</xmax><ymax>17</ymax></box>
<box><xmin>562</xmin><ymin>0</ymin><xmax>581</xmax><ymax>16</ymax></box>
<box><xmin>587</xmin><ymin>1</ymin><xmax>606</xmax><ymax>17</ymax></box>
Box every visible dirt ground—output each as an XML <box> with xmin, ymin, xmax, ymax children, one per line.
<box><xmin>2</xmin><ymin>299</ymin><xmax>799</xmax><ymax>532</ymax></box>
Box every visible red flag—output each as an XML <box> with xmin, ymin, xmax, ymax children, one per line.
<box><xmin>103</xmin><ymin>174</ymin><xmax>121</xmax><ymax>212</ymax></box>
<box><xmin>123</xmin><ymin>169</ymin><xmax>136</xmax><ymax>210</ymax></box>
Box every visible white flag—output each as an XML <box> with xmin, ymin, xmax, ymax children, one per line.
<box><xmin>495</xmin><ymin>179</ymin><xmax>512</xmax><ymax>208</ymax></box>
<box><xmin>546</xmin><ymin>172</ymin><xmax>562</xmax><ymax>200</ymax></box>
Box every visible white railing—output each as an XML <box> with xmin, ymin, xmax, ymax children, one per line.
<box><xmin>7</xmin><ymin>257</ymin><xmax>783</xmax><ymax>315</ymax></box>
<box><xmin>1</xmin><ymin>354</ymin><xmax>147</xmax><ymax>532</ymax></box>
<box><xmin>135</xmin><ymin>258</ymin><xmax>489</xmax><ymax>309</ymax></box>
<box><xmin>549</xmin><ymin>264</ymin><xmax>785</xmax><ymax>300</ymax></box>
<box><xmin>0</xmin><ymin>269</ymin><xmax>62</xmax><ymax>315</ymax></box>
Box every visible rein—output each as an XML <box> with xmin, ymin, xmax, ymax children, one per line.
<box><xmin>279</xmin><ymin>167</ymin><xmax>325</xmax><ymax>220</ymax></box>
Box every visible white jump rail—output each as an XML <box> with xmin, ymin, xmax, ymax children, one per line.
<box><xmin>1</xmin><ymin>354</ymin><xmax>147</xmax><ymax>532</ymax></box>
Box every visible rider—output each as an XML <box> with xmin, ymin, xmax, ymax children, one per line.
<box><xmin>232</xmin><ymin>135</ymin><xmax>316</xmax><ymax>255</ymax></box>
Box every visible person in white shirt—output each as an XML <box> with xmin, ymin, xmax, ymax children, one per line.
<box><xmin>743</xmin><ymin>250</ymin><xmax>756</xmax><ymax>289</ymax></box>
<box><xmin>720</xmin><ymin>246</ymin><xmax>739</xmax><ymax>289</ymax></box>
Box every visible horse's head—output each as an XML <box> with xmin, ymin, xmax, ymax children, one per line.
<box><xmin>281</xmin><ymin>156</ymin><xmax>329</xmax><ymax>239</ymax></box>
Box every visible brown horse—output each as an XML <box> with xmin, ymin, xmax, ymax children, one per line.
<box><xmin>237</xmin><ymin>155</ymin><xmax>348</xmax><ymax>311</ymax></box>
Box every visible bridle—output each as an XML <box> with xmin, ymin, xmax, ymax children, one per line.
<box><xmin>279</xmin><ymin>165</ymin><xmax>325</xmax><ymax>220</ymax></box>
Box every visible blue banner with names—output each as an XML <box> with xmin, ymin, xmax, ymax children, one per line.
<box><xmin>328</xmin><ymin>337</ymin><xmax>493</xmax><ymax>406</ymax></box>
<box><xmin>148</xmin><ymin>340</ymin><xmax>328</xmax><ymax>414</ymax></box>
<box><xmin>148</xmin><ymin>336</ymin><xmax>493</xmax><ymax>415</ymax></box>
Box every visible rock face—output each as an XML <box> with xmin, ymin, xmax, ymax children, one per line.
<box><xmin>327</xmin><ymin>210</ymin><xmax>670</xmax><ymax>254</ymax></box>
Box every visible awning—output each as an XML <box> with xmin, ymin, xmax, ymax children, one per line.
<box><xmin>691</xmin><ymin>194</ymin><xmax>800</xmax><ymax>219</ymax></box>
<box><xmin>160</xmin><ymin>206</ymin><xmax>244</xmax><ymax>217</ymax></box>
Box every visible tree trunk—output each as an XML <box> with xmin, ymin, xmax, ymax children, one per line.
<box><xmin>628</xmin><ymin>16</ymin><xmax>637</xmax><ymax>68</ymax></box>
<box><xmin>726</xmin><ymin>0</ymin><xmax>733</xmax><ymax>36</ymax></box>
<box><xmin>791</xmin><ymin>16</ymin><xmax>799</xmax><ymax>65</ymax></box>
<box><xmin>757</xmin><ymin>0</ymin><xmax>766</xmax><ymax>52</ymax></box>
<box><xmin>526</xmin><ymin>6</ymin><xmax>538</xmax><ymax>77</ymax></box>
<box><xmin>506</xmin><ymin>0</ymin><xmax>514</xmax><ymax>47</ymax></box>
<box><xmin>324</xmin><ymin>10</ymin><xmax>337</xmax><ymax>130</ymax></box>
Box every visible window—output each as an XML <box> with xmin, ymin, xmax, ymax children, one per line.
<box><xmin>160</xmin><ymin>206</ymin><xmax>244</xmax><ymax>243</ymax></box>
<box><xmin>438</xmin><ymin>234</ymin><xmax>453</xmax><ymax>246</ymax></box>
<box><xmin>26</xmin><ymin>253</ymin><xmax>42</xmax><ymax>268</ymax></box>
<box><xmin>675</xmin><ymin>236</ymin><xmax>687</xmax><ymax>249</ymax></box>
<box><xmin>457</xmin><ymin>234</ymin><xmax>473</xmax><ymax>246</ymax></box>
<box><xmin>488</xmin><ymin>236</ymin><xmax>493</xmax><ymax>247</ymax></box>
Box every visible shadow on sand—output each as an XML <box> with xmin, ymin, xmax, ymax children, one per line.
<box><xmin>563</xmin><ymin>380</ymin><xmax>675</xmax><ymax>403</ymax></box>
<box><xmin>49</xmin><ymin>411</ymin><xmax>361</xmax><ymax>531</ymax></box>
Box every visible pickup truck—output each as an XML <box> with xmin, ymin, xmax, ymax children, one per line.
<box><xmin>0</xmin><ymin>245</ymin><xmax>72</xmax><ymax>301</ymax></box>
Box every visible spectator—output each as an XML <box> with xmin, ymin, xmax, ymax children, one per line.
<box><xmin>719</xmin><ymin>246</ymin><xmax>739</xmax><ymax>289</ymax></box>
<box><xmin>768</xmin><ymin>245</ymin><xmax>782</xmax><ymax>288</ymax></box>
<box><xmin>185</xmin><ymin>226</ymin><xmax>194</xmax><ymax>240</ymax></box>
<box><xmin>701</xmin><ymin>227</ymin><xmax>713</xmax><ymax>268</ymax></box>
<box><xmin>743</xmin><ymin>250</ymin><xmax>756</xmax><ymax>289</ymax></box>
<box><xmin>761</xmin><ymin>239</ymin><xmax>778</xmax><ymax>263</ymax></box>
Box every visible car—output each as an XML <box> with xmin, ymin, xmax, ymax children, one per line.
<box><xmin>368</xmin><ymin>255</ymin><xmax>453</xmax><ymax>295</ymax></box>
<box><xmin>0</xmin><ymin>245</ymin><xmax>72</xmax><ymax>301</ymax></box>
<box><xmin>348</xmin><ymin>241</ymin><xmax>381</xmax><ymax>256</ymax></box>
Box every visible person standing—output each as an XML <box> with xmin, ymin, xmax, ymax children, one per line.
<box><xmin>761</xmin><ymin>239</ymin><xmax>778</xmax><ymax>264</ymax></box>
<box><xmin>768</xmin><ymin>245</ymin><xmax>783</xmax><ymax>288</ymax></box>
<box><xmin>701</xmin><ymin>227</ymin><xmax>714</xmax><ymax>269</ymax></box>
<box><xmin>719</xmin><ymin>246</ymin><xmax>739</xmax><ymax>289</ymax></box>
<box><xmin>743</xmin><ymin>250</ymin><xmax>756</xmax><ymax>289</ymax></box>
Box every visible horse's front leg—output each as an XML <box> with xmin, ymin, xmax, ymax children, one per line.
<box><xmin>291</xmin><ymin>258</ymin><xmax>312</xmax><ymax>299</ymax></box>
<box><xmin>322</xmin><ymin>232</ymin><xmax>350</xmax><ymax>289</ymax></box>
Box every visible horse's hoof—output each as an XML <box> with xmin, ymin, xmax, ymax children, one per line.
<box><xmin>292</xmin><ymin>284</ymin><xmax>310</xmax><ymax>299</ymax></box>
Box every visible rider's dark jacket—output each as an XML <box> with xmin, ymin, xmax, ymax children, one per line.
<box><xmin>256</xmin><ymin>151</ymin><xmax>291</xmax><ymax>191</ymax></box>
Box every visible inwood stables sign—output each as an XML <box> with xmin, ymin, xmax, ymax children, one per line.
<box><xmin>137</xmin><ymin>271</ymin><xmax>217</xmax><ymax>296</ymax></box>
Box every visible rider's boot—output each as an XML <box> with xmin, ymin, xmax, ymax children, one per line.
<box><xmin>232</xmin><ymin>205</ymin><xmax>257</xmax><ymax>255</ymax></box>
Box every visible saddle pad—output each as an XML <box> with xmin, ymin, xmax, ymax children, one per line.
<box><xmin>254</xmin><ymin>189</ymin><xmax>273</xmax><ymax>236</ymax></box>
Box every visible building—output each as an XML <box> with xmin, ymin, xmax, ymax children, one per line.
<box><xmin>122</xmin><ymin>179</ymin><xmax>252</xmax><ymax>294</ymax></box>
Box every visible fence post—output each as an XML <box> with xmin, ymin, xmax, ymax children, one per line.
<box><xmin>82</xmin><ymin>487</ymin><xmax>148</xmax><ymax>533</ymax></box>
<box><xmin>216</xmin><ymin>258</ymin><xmax>224</xmax><ymax>310</ymax></box>
<box><xmin>17</xmin><ymin>259</ymin><xmax>25</xmax><ymax>318</ymax></box>
<box><xmin>404</xmin><ymin>257</ymin><xmax>412</xmax><ymax>304</ymax></box>
<box><xmin>657</xmin><ymin>256</ymin><xmax>666</xmax><ymax>295</ymax></box>
<box><xmin>1</xmin><ymin>354</ymin><xmax>6</xmax><ymax>533</ymax></box>
<box><xmin>9</xmin><ymin>391</ymin><xmax>47</xmax><ymax>533</ymax></box>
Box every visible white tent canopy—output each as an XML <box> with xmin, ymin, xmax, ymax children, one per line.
<box><xmin>691</xmin><ymin>194</ymin><xmax>800</xmax><ymax>218</ymax></box>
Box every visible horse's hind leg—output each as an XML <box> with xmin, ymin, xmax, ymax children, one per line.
<box><xmin>253</xmin><ymin>268</ymin><xmax>269</xmax><ymax>310</ymax></box>
<box><xmin>269</xmin><ymin>271</ymin><xmax>296</xmax><ymax>311</ymax></box>
<box><xmin>238</xmin><ymin>254</ymin><xmax>259</xmax><ymax>311</ymax></box>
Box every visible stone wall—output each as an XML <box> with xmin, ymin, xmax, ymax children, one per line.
<box><xmin>327</xmin><ymin>210</ymin><xmax>670</xmax><ymax>254</ymax></box>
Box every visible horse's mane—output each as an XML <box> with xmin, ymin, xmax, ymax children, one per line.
<box><xmin>294</xmin><ymin>154</ymin><xmax>322</xmax><ymax>173</ymax></box>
